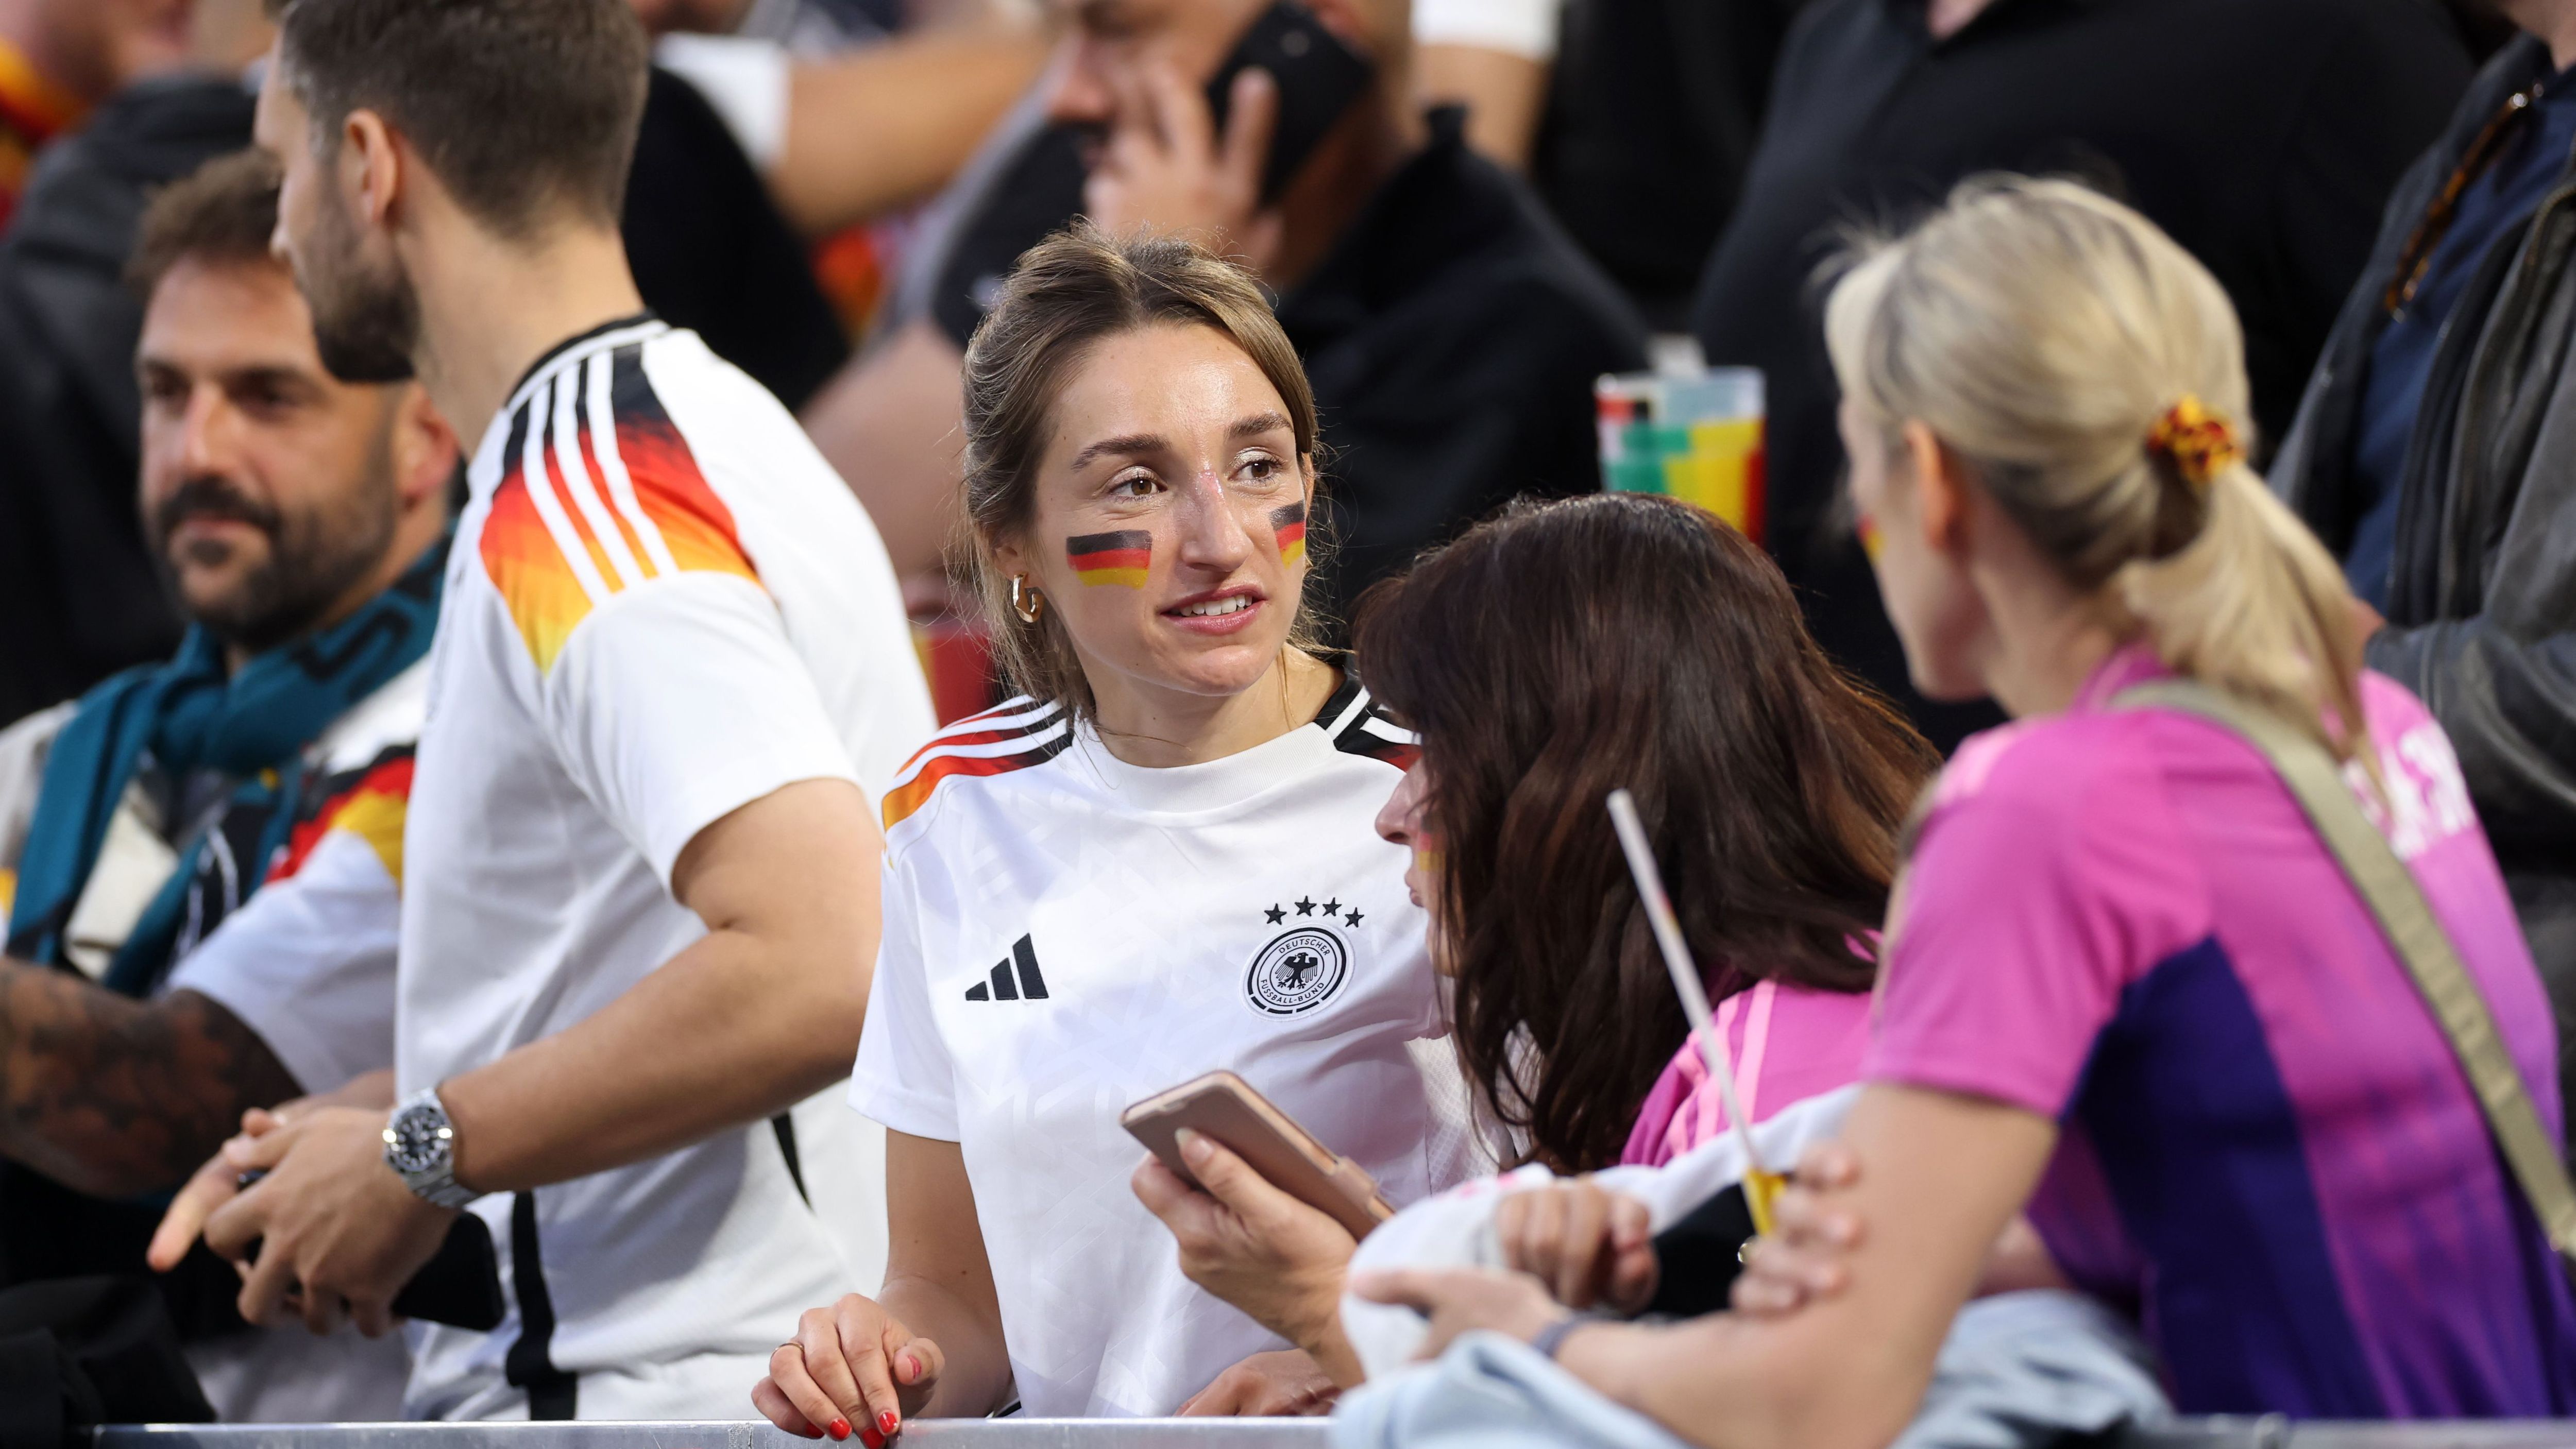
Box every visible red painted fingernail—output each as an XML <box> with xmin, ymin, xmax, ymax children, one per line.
<box><xmin>879</xmin><ymin>1411</ymin><xmax>899</xmax><ymax>1437</ymax></box>
<box><xmin>859</xmin><ymin>1428</ymin><xmax>885</xmax><ymax>1449</ymax></box>
<box><xmin>899</xmin><ymin>1352</ymin><xmax>920</xmax><ymax>1382</ymax></box>
<box><xmin>827</xmin><ymin>1419</ymin><xmax>850</xmax><ymax>1441</ymax></box>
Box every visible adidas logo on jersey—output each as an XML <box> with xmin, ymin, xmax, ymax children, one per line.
<box><xmin>964</xmin><ymin>935</ymin><xmax>1048</xmax><ymax>1002</ymax></box>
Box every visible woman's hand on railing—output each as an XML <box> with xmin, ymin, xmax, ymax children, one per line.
<box><xmin>1177</xmin><ymin>1348</ymin><xmax>1343</xmax><ymax>1416</ymax></box>
<box><xmin>754</xmin><ymin>1293</ymin><xmax>943</xmax><ymax>1445</ymax></box>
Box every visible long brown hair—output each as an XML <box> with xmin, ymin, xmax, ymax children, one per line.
<box><xmin>960</xmin><ymin>222</ymin><xmax>1329</xmax><ymax>723</ymax></box>
<box><xmin>1355</xmin><ymin>493</ymin><xmax>1937</xmax><ymax>1172</ymax></box>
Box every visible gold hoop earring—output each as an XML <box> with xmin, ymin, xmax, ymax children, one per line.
<box><xmin>1010</xmin><ymin>574</ymin><xmax>1045</xmax><ymax>625</ymax></box>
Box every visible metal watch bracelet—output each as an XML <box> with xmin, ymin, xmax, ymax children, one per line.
<box><xmin>384</xmin><ymin>1086</ymin><xmax>480</xmax><ymax>1210</ymax></box>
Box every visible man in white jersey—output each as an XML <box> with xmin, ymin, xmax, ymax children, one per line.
<box><xmin>155</xmin><ymin>0</ymin><xmax>935</xmax><ymax>1419</ymax></box>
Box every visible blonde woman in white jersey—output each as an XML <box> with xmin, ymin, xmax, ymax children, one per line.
<box><xmin>754</xmin><ymin>225</ymin><xmax>1468</xmax><ymax>1436</ymax></box>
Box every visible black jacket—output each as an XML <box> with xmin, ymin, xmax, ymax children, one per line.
<box><xmin>0</xmin><ymin>76</ymin><xmax>252</xmax><ymax>729</ymax></box>
<box><xmin>1689</xmin><ymin>0</ymin><xmax>2472</xmax><ymax>750</ymax></box>
<box><xmin>1281</xmin><ymin>111</ymin><xmax>1650</xmax><ymax>631</ymax></box>
<box><xmin>2272</xmin><ymin>35</ymin><xmax>2576</xmax><ymax>1058</ymax></box>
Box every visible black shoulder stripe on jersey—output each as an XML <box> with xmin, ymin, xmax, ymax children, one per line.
<box><xmin>1321</xmin><ymin>673</ymin><xmax>1419</xmax><ymax>770</ymax></box>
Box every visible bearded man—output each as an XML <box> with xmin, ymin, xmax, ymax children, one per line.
<box><xmin>0</xmin><ymin>147</ymin><xmax>455</xmax><ymax>1421</ymax></box>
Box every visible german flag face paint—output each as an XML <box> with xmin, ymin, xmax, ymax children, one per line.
<box><xmin>1066</xmin><ymin>530</ymin><xmax>1153</xmax><ymax>588</ymax></box>
<box><xmin>1271</xmin><ymin>501</ymin><xmax>1308</xmax><ymax>568</ymax></box>
<box><xmin>1856</xmin><ymin>512</ymin><xmax>1885</xmax><ymax>562</ymax></box>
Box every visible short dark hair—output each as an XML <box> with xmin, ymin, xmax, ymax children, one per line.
<box><xmin>128</xmin><ymin>150</ymin><xmax>285</xmax><ymax>300</ymax></box>
<box><xmin>274</xmin><ymin>0</ymin><xmax>650</xmax><ymax>236</ymax></box>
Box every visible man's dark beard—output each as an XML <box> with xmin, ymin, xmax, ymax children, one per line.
<box><xmin>303</xmin><ymin>186</ymin><xmax>421</xmax><ymax>385</ymax></box>
<box><xmin>152</xmin><ymin>459</ymin><xmax>400</xmax><ymax>657</ymax></box>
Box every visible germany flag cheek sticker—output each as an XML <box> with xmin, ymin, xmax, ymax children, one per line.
<box><xmin>1270</xmin><ymin>502</ymin><xmax>1308</xmax><ymax>568</ymax></box>
<box><xmin>1066</xmin><ymin>530</ymin><xmax>1153</xmax><ymax>588</ymax></box>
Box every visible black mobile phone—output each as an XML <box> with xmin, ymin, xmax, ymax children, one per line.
<box><xmin>1206</xmin><ymin>1</ymin><xmax>1376</xmax><ymax>203</ymax></box>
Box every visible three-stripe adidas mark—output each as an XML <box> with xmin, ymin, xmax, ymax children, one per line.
<box><xmin>964</xmin><ymin>935</ymin><xmax>1048</xmax><ymax>1002</ymax></box>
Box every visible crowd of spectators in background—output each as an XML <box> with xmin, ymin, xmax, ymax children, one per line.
<box><xmin>0</xmin><ymin>0</ymin><xmax>2569</xmax><ymax>1441</ymax></box>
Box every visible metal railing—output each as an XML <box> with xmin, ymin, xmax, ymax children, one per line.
<box><xmin>96</xmin><ymin>1427</ymin><xmax>1333</xmax><ymax>1449</ymax></box>
<box><xmin>92</xmin><ymin>1421</ymin><xmax>2576</xmax><ymax>1449</ymax></box>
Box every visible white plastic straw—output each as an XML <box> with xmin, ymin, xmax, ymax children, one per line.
<box><xmin>1607</xmin><ymin>788</ymin><xmax>1767</xmax><ymax>1175</ymax></box>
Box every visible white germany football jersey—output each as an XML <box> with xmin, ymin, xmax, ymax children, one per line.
<box><xmin>401</xmin><ymin>316</ymin><xmax>936</xmax><ymax>1419</ymax></box>
<box><xmin>851</xmin><ymin>676</ymin><xmax>1473</xmax><ymax>1417</ymax></box>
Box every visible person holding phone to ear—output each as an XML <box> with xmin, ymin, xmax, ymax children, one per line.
<box><xmin>752</xmin><ymin>225</ymin><xmax>1476</xmax><ymax>1434</ymax></box>
<box><xmin>807</xmin><ymin>0</ymin><xmax>1644</xmax><ymax>629</ymax></box>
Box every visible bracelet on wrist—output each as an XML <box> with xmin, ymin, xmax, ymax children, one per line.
<box><xmin>1529</xmin><ymin>1309</ymin><xmax>1611</xmax><ymax>1361</ymax></box>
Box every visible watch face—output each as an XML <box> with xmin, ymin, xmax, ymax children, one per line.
<box><xmin>387</xmin><ymin>1104</ymin><xmax>452</xmax><ymax>1176</ymax></box>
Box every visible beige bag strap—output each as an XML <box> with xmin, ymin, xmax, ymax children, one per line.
<box><xmin>2110</xmin><ymin>678</ymin><xmax>2576</xmax><ymax>1267</ymax></box>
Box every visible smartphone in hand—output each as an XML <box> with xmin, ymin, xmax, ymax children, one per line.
<box><xmin>1123</xmin><ymin>1069</ymin><xmax>1395</xmax><ymax>1240</ymax></box>
<box><xmin>1206</xmin><ymin>1</ymin><xmax>1377</xmax><ymax>203</ymax></box>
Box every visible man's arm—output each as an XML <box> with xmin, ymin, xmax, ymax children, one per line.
<box><xmin>772</xmin><ymin>30</ymin><xmax>1050</xmax><ymax>237</ymax></box>
<box><xmin>0</xmin><ymin>966</ymin><xmax>299</xmax><ymax>1199</ymax></box>
<box><xmin>436</xmin><ymin>775</ymin><xmax>879</xmax><ymax>1191</ymax></box>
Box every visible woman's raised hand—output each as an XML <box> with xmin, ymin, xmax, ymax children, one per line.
<box><xmin>1493</xmin><ymin>1178</ymin><xmax>1659</xmax><ymax>1313</ymax></box>
<box><xmin>753</xmin><ymin>1294</ymin><xmax>944</xmax><ymax>1444</ymax></box>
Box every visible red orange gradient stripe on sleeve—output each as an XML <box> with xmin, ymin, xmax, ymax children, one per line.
<box><xmin>480</xmin><ymin>344</ymin><xmax>761</xmax><ymax>671</ymax></box>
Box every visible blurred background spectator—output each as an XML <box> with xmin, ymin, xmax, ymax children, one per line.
<box><xmin>809</xmin><ymin>0</ymin><xmax>1646</xmax><ymax>645</ymax></box>
<box><xmin>2271</xmin><ymin>2</ymin><xmax>2576</xmax><ymax>1145</ymax></box>
<box><xmin>1524</xmin><ymin>0</ymin><xmax>1811</xmax><ymax>328</ymax></box>
<box><xmin>0</xmin><ymin>0</ymin><xmax>1036</xmax><ymax>729</ymax></box>
<box><xmin>0</xmin><ymin>0</ymin><xmax>261</xmax><ymax>728</ymax></box>
<box><xmin>0</xmin><ymin>0</ymin><xmax>192</xmax><ymax>230</ymax></box>
<box><xmin>1688</xmin><ymin>0</ymin><xmax>2478</xmax><ymax>751</ymax></box>
<box><xmin>0</xmin><ymin>146</ymin><xmax>442</xmax><ymax>1424</ymax></box>
<box><xmin>1413</xmin><ymin>0</ymin><xmax>1562</xmax><ymax>167</ymax></box>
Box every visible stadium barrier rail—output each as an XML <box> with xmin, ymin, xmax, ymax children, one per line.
<box><xmin>92</xmin><ymin>1420</ymin><xmax>2576</xmax><ymax>1449</ymax></box>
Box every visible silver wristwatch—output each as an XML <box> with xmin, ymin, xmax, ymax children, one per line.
<box><xmin>384</xmin><ymin>1087</ymin><xmax>479</xmax><ymax>1209</ymax></box>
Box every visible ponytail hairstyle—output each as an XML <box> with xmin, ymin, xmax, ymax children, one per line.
<box><xmin>1823</xmin><ymin>176</ymin><xmax>2370</xmax><ymax>769</ymax></box>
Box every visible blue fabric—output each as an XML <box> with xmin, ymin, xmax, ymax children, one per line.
<box><xmin>2346</xmin><ymin>67</ymin><xmax>2576</xmax><ymax>609</ymax></box>
<box><xmin>1332</xmin><ymin>1293</ymin><xmax>2167</xmax><ymax>1449</ymax></box>
<box><xmin>2073</xmin><ymin>937</ymin><xmax>2378</xmax><ymax>1417</ymax></box>
<box><xmin>5</xmin><ymin>537</ymin><xmax>446</xmax><ymax>992</ymax></box>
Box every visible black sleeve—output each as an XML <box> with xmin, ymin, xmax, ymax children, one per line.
<box><xmin>927</xmin><ymin>124</ymin><xmax>1090</xmax><ymax>351</ymax></box>
<box><xmin>623</xmin><ymin>69</ymin><xmax>851</xmax><ymax>413</ymax></box>
<box><xmin>1642</xmin><ymin>1181</ymin><xmax>1757</xmax><ymax>1319</ymax></box>
<box><xmin>2249</xmin><ymin>3</ymin><xmax>2472</xmax><ymax>448</ymax></box>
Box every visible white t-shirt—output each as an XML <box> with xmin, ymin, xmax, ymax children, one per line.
<box><xmin>400</xmin><ymin>316</ymin><xmax>935</xmax><ymax>1418</ymax></box>
<box><xmin>851</xmin><ymin>678</ymin><xmax>1475</xmax><ymax>1417</ymax></box>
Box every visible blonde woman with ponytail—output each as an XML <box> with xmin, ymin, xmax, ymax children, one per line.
<box><xmin>1351</xmin><ymin>178</ymin><xmax>2576</xmax><ymax>1442</ymax></box>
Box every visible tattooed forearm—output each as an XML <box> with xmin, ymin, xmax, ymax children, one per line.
<box><xmin>0</xmin><ymin>961</ymin><xmax>300</xmax><ymax>1198</ymax></box>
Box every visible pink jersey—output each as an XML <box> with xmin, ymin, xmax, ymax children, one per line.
<box><xmin>1865</xmin><ymin>646</ymin><xmax>2575</xmax><ymax>1418</ymax></box>
<box><xmin>1622</xmin><ymin>978</ymin><xmax>1873</xmax><ymax>1167</ymax></box>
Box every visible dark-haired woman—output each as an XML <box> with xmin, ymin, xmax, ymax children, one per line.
<box><xmin>750</xmin><ymin>226</ymin><xmax>1473</xmax><ymax>1433</ymax></box>
<box><xmin>1366</xmin><ymin>491</ymin><xmax>1929</xmax><ymax>1173</ymax></box>
<box><xmin>1132</xmin><ymin>489</ymin><xmax>1937</xmax><ymax>1377</ymax></box>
